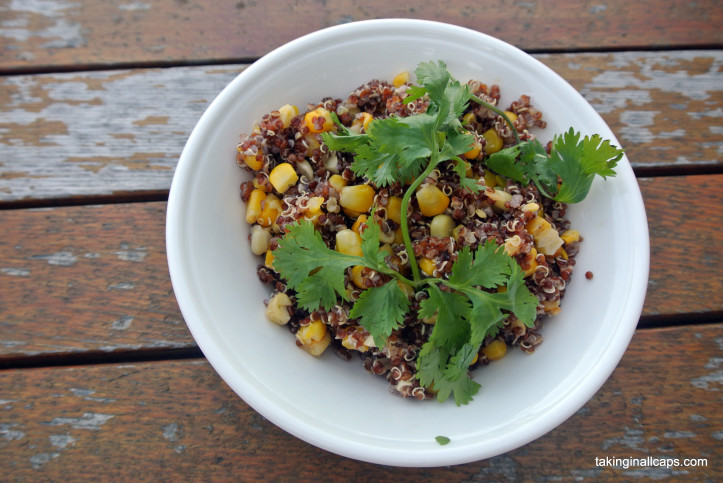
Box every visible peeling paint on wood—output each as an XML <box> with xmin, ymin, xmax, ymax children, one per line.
<box><xmin>0</xmin><ymin>327</ymin><xmax>721</xmax><ymax>480</ymax></box>
<box><xmin>0</xmin><ymin>52</ymin><xmax>721</xmax><ymax>202</ymax></box>
<box><xmin>0</xmin><ymin>0</ymin><xmax>721</xmax><ymax>71</ymax></box>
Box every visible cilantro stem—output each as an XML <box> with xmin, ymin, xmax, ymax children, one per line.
<box><xmin>399</xmin><ymin>150</ymin><xmax>442</xmax><ymax>283</ymax></box>
<box><xmin>470</xmin><ymin>95</ymin><xmax>520</xmax><ymax>145</ymax></box>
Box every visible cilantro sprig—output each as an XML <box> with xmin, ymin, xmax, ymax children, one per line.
<box><xmin>271</xmin><ymin>60</ymin><xmax>621</xmax><ymax>405</ymax></box>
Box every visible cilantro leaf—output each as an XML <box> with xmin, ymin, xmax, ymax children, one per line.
<box><xmin>417</xmin><ymin>341</ymin><xmax>480</xmax><ymax>406</ymax></box>
<box><xmin>273</xmin><ymin>220</ymin><xmax>360</xmax><ymax>311</ymax></box>
<box><xmin>548</xmin><ymin>128</ymin><xmax>623</xmax><ymax>203</ymax></box>
<box><xmin>420</xmin><ymin>284</ymin><xmax>471</xmax><ymax>351</ymax></box>
<box><xmin>447</xmin><ymin>242</ymin><xmax>510</xmax><ymax>290</ymax></box>
<box><xmin>485</xmin><ymin>128</ymin><xmax>622</xmax><ymax>203</ymax></box>
<box><xmin>350</xmin><ymin>280</ymin><xmax>410</xmax><ymax>348</ymax></box>
<box><xmin>435</xmin><ymin>435</ymin><xmax>451</xmax><ymax>445</ymax></box>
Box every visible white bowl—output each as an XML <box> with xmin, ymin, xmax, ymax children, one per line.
<box><xmin>166</xmin><ymin>19</ymin><xmax>649</xmax><ymax>467</ymax></box>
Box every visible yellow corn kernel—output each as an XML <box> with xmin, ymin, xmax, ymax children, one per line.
<box><xmin>561</xmin><ymin>229</ymin><xmax>580</xmax><ymax>244</ymax></box>
<box><xmin>496</xmin><ymin>285</ymin><xmax>507</xmax><ymax>293</ymax></box>
<box><xmin>257</xmin><ymin>193</ymin><xmax>282</xmax><ymax>227</ymax></box>
<box><xmin>470</xmin><ymin>353</ymin><xmax>479</xmax><ymax>365</ymax></box>
<box><xmin>278</xmin><ymin>104</ymin><xmax>299</xmax><ymax>129</ymax></box>
<box><xmin>339</xmin><ymin>184</ymin><xmax>376</xmax><ymax>213</ymax></box>
<box><xmin>430</xmin><ymin>214</ymin><xmax>455</xmax><ymax>238</ymax></box>
<box><xmin>350</xmin><ymin>265</ymin><xmax>366</xmax><ymax>289</ymax></box>
<box><xmin>503</xmin><ymin>235</ymin><xmax>523</xmax><ymax>256</ymax></box>
<box><xmin>393</xmin><ymin>71</ymin><xmax>410</xmax><ymax>87</ymax></box>
<box><xmin>304</xmin><ymin>107</ymin><xmax>334</xmax><ymax>133</ymax></box>
<box><xmin>308</xmin><ymin>196</ymin><xmax>325</xmax><ymax>213</ymax></box>
<box><xmin>350</xmin><ymin>112</ymin><xmax>374</xmax><ymax>134</ymax></box>
<box><xmin>386</xmin><ymin>196</ymin><xmax>403</xmax><ymax>224</ymax></box>
<box><xmin>335</xmin><ymin>229</ymin><xmax>363</xmax><ymax>256</ymax></box>
<box><xmin>264</xmin><ymin>249</ymin><xmax>275</xmax><ymax>269</ymax></box>
<box><xmin>462</xmin><ymin>112</ymin><xmax>476</xmax><ymax>125</ymax></box>
<box><xmin>393</xmin><ymin>228</ymin><xmax>404</xmax><ymax>244</ymax></box>
<box><xmin>464</xmin><ymin>137</ymin><xmax>482</xmax><ymax>160</ymax></box>
<box><xmin>245</xmin><ymin>189</ymin><xmax>267</xmax><ymax>224</ymax></box>
<box><xmin>482</xmin><ymin>128</ymin><xmax>503</xmax><ymax>154</ymax></box>
<box><xmin>483</xmin><ymin>170</ymin><xmax>499</xmax><ymax>187</ymax></box>
<box><xmin>351</xmin><ymin>214</ymin><xmax>368</xmax><ymax>234</ymax></box>
<box><xmin>296</xmin><ymin>320</ymin><xmax>331</xmax><ymax>356</ymax></box>
<box><xmin>482</xmin><ymin>339</ymin><xmax>507</xmax><ymax>361</ymax></box>
<box><xmin>249</xmin><ymin>225</ymin><xmax>271</xmax><ymax>255</ymax></box>
<box><xmin>542</xmin><ymin>299</ymin><xmax>561</xmax><ymax>315</ymax></box>
<box><xmin>488</xmin><ymin>188</ymin><xmax>513</xmax><ymax>211</ymax></box>
<box><xmin>526</xmin><ymin>216</ymin><xmax>564</xmax><ymax>256</ymax></box>
<box><xmin>304</xmin><ymin>133</ymin><xmax>321</xmax><ymax>157</ymax></box>
<box><xmin>422</xmin><ymin>313</ymin><xmax>437</xmax><ymax>325</ymax></box>
<box><xmin>341</xmin><ymin>326</ymin><xmax>373</xmax><ymax>352</ymax></box>
<box><xmin>416</xmin><ymin>184</ymin><xmax>449</xmax><ymax>217</ymax></box>
<box><xmin>522</xmin><ymin>247</ymin><xmax>538</xmax><ymax>277</ymax></box>
<box><xmin>419</xmin><ymin>257</ymin><xmax>436</xmax><ymax>276</ymax></box>
<box><xmin>521</xmin><ymin>202</ymin><xmax>540</xmax><ymax>214</ymax></box>
<box><xmin>242</xmin><ymin>153</ymin><xmax>263</xmax><ymax>171</ymax></box>
<box><xmin>265</xmin><ymin>292</ymin><xmax>292</xmax><ymax>325</ymax></box>
<box><xmin>503</xmin><ymin>110</ymin><xmax>518</xmax><ymax>123</ymax></box>
<box><xmin>269</xmin><ymin>163</ymin><xmax>299</xmax><ymax>193</ymax></box>
<box><xmin>328</xmin><ymin>174</ymin><xmax>347</xmax><ymax>192</ymax></box>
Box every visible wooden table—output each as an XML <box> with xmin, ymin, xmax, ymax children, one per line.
<box><xmin>1</xmin><ymin>1</ymin><xmax>721</xmax><ymax>480</ymax></box>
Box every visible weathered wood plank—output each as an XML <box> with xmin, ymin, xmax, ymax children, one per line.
<box><xmin>1</xmin><ymin>51</ymin><xmax>721</xmax><ymax>203</ymax></box>
<box><xmin>1</xmin><ymin>324</ymin><xmax>720</xmax><ymax>480</ymax></box>
<box><xmin>0</xmin><ymin>202</ymin><xmax>191</xmax><ymax>358</ymax></box>
<box><xmin>0</xmin><ymin>175</ymin><xmax>721</xmax><ymax>359</ymax></box>
<box><xmin>0</xmin><ymin>0</ymin><xmax>721</xmax><ymax>72</ymax></box>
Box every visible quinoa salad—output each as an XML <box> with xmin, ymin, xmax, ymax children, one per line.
<box><xmin>235</xmin><ymin>61</ymin><xmax>619</xmax><ymax>403</ymax></box>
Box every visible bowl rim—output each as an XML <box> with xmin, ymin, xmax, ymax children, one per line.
<box><xmin>166</xmin><ymin>18</ymin><xmax>650</xmax><ymax>467</ymax></box>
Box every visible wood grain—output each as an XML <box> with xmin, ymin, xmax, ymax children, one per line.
<box><xmin>1</xmin><ymin>323</ymin><xmax>720</xmax><ymax>480</ymax></box>
<box><xmin>1</xmin><ymin>51</ymin><xmax>721</xmax><ymax>203</ymax></box>
<box><xmin>1</xmin><ymin>175</ymin><xmax>721</xmax><ymax>360</ymax></box>
<box><xmin>0</xmin><ymin>0</ymin><xmax>721</xmax><ymax>72</ymax></box>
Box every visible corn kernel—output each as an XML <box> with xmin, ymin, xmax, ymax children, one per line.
<box><xmin>462</xmin><ymin>112</ymin><xmax>476</xmax><ymax>125</ymax></box>
<box><xmin>488</xmin><ymin>188</ymin><xmax>513</xmax><ymax>211</ymax></box>
<box><xmin>245</xmin><ymin>189</ymin><xmax>267</xmax><ymax>224</ymax></box>
<box><xmin>542</xmin><ymin>299</ymin><xmax>561</xmax><ymax>315</ymax></box>
<box><xmin>341</xmin><ymin>326</ymin><xmax>372</xmax><ymax>352</ymax></box>
<box><xmin>350</xmin><ymin>112</ymin><xmax>374</xmax><ymax>133</ymax></box>
<box><xmin>242</xmin><ymin>153</ymin><xmax>263</xmax><ymax>171</ymax></box>
<box><xmin>482</xmin><ymin>128</ymin><xmax>503</xmax><ymax>154</ymax></box>
<box><xmin>339</xmin><ymin>184</ymin><xmax>376</xmax><ymax>213</ymax></box>
<box><xmin>305</xmin><ymin>196</ymin><xmax>324</xmax><ymax>215</ymax></box>
<box><xmin>522</xmin><ymin>247</ymin><xmax>538</xmax><ymax>277</ymax></box>
<box><xmin>482</xmin><ymin>339</ymin><xmax>507</xmax><ymax>361</ymax></box>
<box><xmin>386</xmin><ymin>196</ymin><xmax>403</xmax><ymax>224</ymax></box>
<box><xmin>250</xmin><ymin>225</ymin><xmax>271</xmax><ymax>255</ymax></box>
<box><xmin>430</xmin><ymin>214</ymin><xmax>455</xmax><ymax>238</ymax></box>
<box><xmin>304</xmin><ymin>133</ymin><xmax>321</xmax><ymax>156</ymax></box>
<box><xmin>264</xmin><ymin>249</ymin><xmax>275</xmax><ymax>269</ymax></box>
<box><xmin>561</xmin><ymin>229</ymin><xmax>580</xmax><ymax>244</ymax></box>
<box><xmin>335</xmin><ymin>229</ymin><xmax>363</xmax><ymax>256</ymax></box>
<box><xmin>278</xmin><ymin>104</ymin><xmax>299</xmax><ymax>129</ymax></box>
<box><xmin>269</xmin><ymin>163</ymin><xmax>299</xmax><ymax>193</ymax></box>
<box><xmin>419</xmin><ymin>257</ymin><xmax>436</xmax><ymax>276</ymax></box>
<box><xmin>328</xmin><ymin>174</ymin><xmax>347</xmax><ymax>192</ymax></box>
<box><xmin>351</xmin><ymin>214</ymin><xmax>368</xmax><ymax>234</ymax></box>
<box><xmin>503</xmin><ymin>235</ymin><xmax>523</xmax><ymax>256</ymax></box>
<box><xmin>503</xmin><ymin>110</ymin><xmax>518</xmax><ymax>123</ymax></box>
<box><xmin>265</xmin><ymin>292</ymin><xmax>292</xmax><ymax>325</ymax></box>
<box><xmin>296</xmin><ymin>320</ymin><xmax>331</xmax><ymax>356</ymax></box>
<box><xmin>304</xmin><ymin>107</ymin><xmax>334</xmax><ymax>133</ymax></box>
<box><xmin>257</xmin><ymin>193</ymin><xmax>282</xmax><ymax>227</ymax></box>
<box><xmin>416</xmin><ymin>184</ymin><xmax>449</xmax><ymax>217</ymax></box>
<box><xmin>483</xmin><ymin>170</ymin><xmax>499</xmax><ymax>188</ymax></box>
<box><xmin>393</xmin><ymin>71</ymin><xmax>410</xmax><ymax>87</ymax></box>
<box><xmin>350</xmin><ymin>265</ymin><xmax>366</xmax><ymax>289</ymax></box>
<box><xmin>526</xmin><ymin>216</ymin><xmax>564</xmax><ymax>255</ymax></box>
<box><xmin>470</xmin><ymin>353</ymin><xmax>479</xmax><ymax>365</ymax></box>
<box><xmin>464</xmin><ymin>136</ymin><xmax>482</xmax><ymax>160</ymax></box>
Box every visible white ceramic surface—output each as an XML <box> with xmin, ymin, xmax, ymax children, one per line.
<box><xmin>166</xmin><ymin>19</ymin><xmax>649</xmax><ymax>467</ymax></box>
